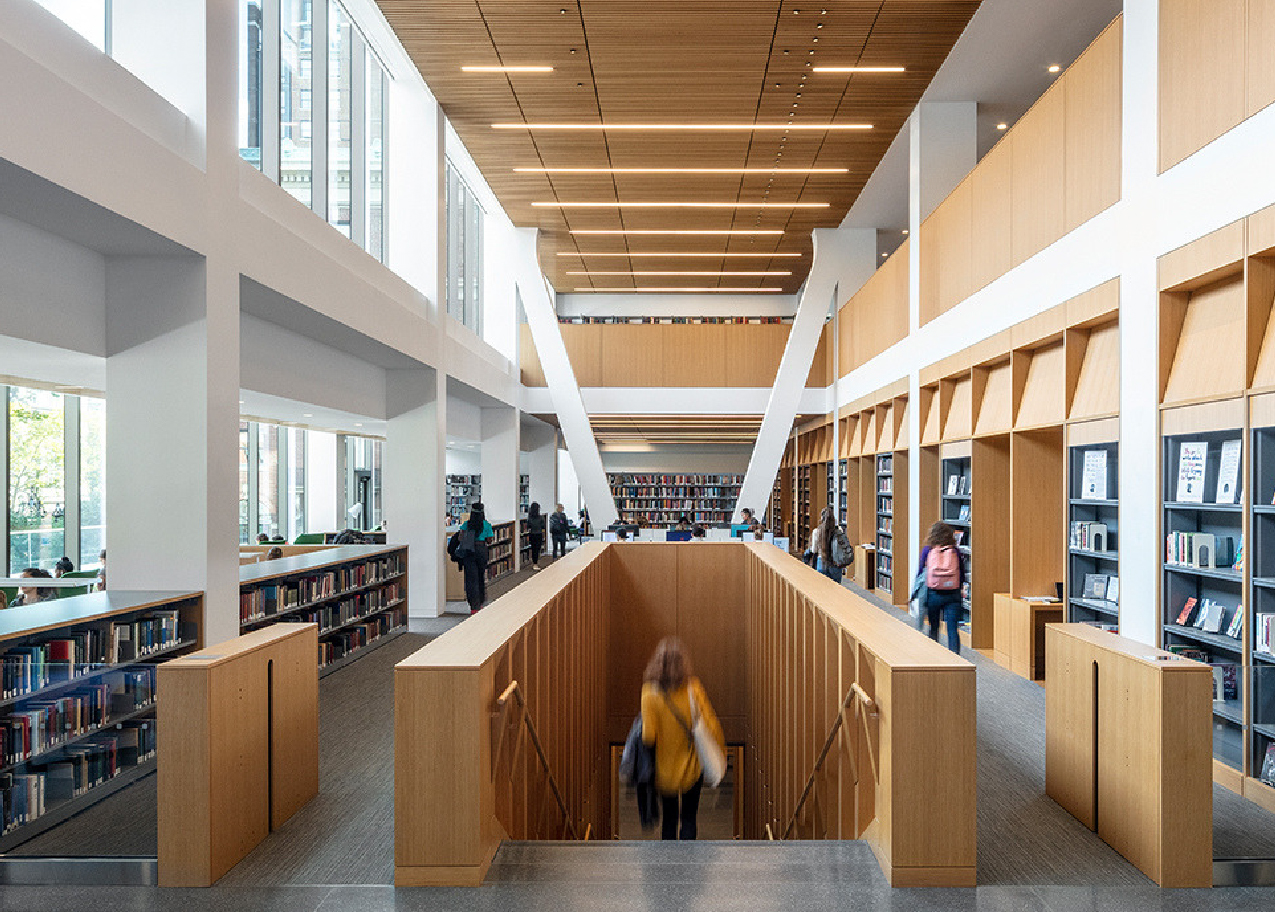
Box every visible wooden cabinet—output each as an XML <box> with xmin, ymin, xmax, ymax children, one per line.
<box><xmin>994</xmin><ymin>593</ymin><xmax>1064</xmax><ymax>681</ymax></box>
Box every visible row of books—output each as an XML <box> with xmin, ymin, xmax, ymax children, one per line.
<box><xmin>878</xmin><ymin>455</ymin><xmax>893</xmax><ymax>473</ymax></box>
<box><xmin>291</xmin><ymin>583</ymin><xmax>403</xmax><ymax>636</ymax></box>
<box><xmin>945</xmin><ymin>474</ymin><xmax>971</xmax><ymax>496</ymax></box>
<box><xmin>317</xmin><ymin>607</ymin><xmax>407</xmax><ymax>669</ymax></box>
<box><xmin>1256</xmin><ymin>614</ymin><xmax>1275</xmax><ymax>655</ymax></box>
<box><xmin>878</xmin><ymin>553</ymin><xmax>893</xmax><ymax>573</ymax></box>
<box><xmin>1173</xmin><ymin>596</ymin><xmax>1243</xmax><ymax>638</ymax></box>
<box><xmin>1070</xmin><ymin>522</ymin><xmax>1110</xmax><ymax>552</ymax></box>
<box><xmin>1165</xmin><ymin>532</ymin><xmax>1239</xmax><ymax>571</ymax></box>
<box><xmin>1</xmin><ymin>615</ymin><xmax>180</xmax><ymax>701</ymax></box>
<box><xmin>618</xmin><ymin>512</ymin><xmax>736</xmax><ymax>524</ymax></box>
<box><xmin>558</xmin><ymin>316</ymin><xmax>788</xmax><ymax>324</ymax></box>
<box><xmin>2</xmin><ymin>683</ymin><xmax>154</xmax><ymax>769</ymax></box>
<box><xmin>613</xmin><ymin>486</ymin><xmax>741</xmax><ymax>498</ymax></box>
<box><xmin>241</xmin><ymin>556</ymin><xmax>404</xmax><ymax>624</ymax></box>
<box><xmin>1081</xmin><ymin>573</ymin><xmax>1119</xmax><ymax>603</ymax></box>
<box><xmin>446</xmin><ymin>475</ymin><xmax>481</xmax><ymax>485</ymax></box>
<box><xmin>878</xmin><ymin>516</ymin><xmax>893</xmax><ymax>534</ymax></box>
<box><xmin>608</xmin><ymin>474</ymin><xmax>744</xmax><ymax>485</ymax></box>
<box><xmin>949</xmin><ymin>504</ymin><xmax>971</xmax><ymax>522</ymax></box>
<box><xmin>1</xmin><ymin>722</ymin><xmax>154</xmax><ymax>836</ymax></box>
<box><xmin>1171</xmin><ymin>647</ymin><xmax>1241</xmax><ymax>701</ymax></box>
<box><xmin>877</xmin><ymin>477</ymin><xmax>893</xmax><ymax>494</ymax></box>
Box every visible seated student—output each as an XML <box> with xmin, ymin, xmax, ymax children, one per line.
<box><xmin>740</xmin><ymin>507</ymin><xmax>762</xmax><ymax>529</ymax></box>
<box><xmin>96</xmin><ymin>549</ymin><xmax>106</xmax><ymax>591</ymax></box>
<box><xmin>674</xmin><ymin>515</ymin><xmax>692</xmax><ymax>531</ymax></box>
<box><xmin>11</xmin><ymin>568</ymin><xmax>57</xmax><ymax>607</ymax></box>
<box><xmin>265</xmin><ymin>546</ymin><xmax>284</xmax><ymax>561</ymax></box>
<box><xmin>54</xmin><ymin>556</ymin><xmax>74</xmax><ymax>577</ymax></box>
<box><xmin>691</xmin><ymin>525</ymin><xmax>707</xmax><ymax>540</ymax></box>
<box><xmin>256</xmin><ymin>532</ymin><xmax>270</xmax><ymax>544</ymax></box>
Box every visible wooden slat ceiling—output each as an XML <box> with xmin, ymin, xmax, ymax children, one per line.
<box><xmin>378</xmin><ymin>1</ymin><xmax>980</xmax><ymax>295</ymax></box>
<box><xmin>589</xmin><ymin>413</ymin><xmax>812</xmax><ymax>445</ymax></box>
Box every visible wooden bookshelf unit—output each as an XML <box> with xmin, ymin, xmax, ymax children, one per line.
<box><xmin>0</xmin><ymin>590</ymin><xmax>202</xmax><ymax>851</ymax></box>
<box><xmin>1068</xmin><ymin>432</ymin><xmax>1119</xmax><ymax>626</ymax></box>
<box><xmin>239</xmin><ymin>545</ymin><xmax>407</xmax><ymax>675</ymax></box>
<box><xmin>609</xmin><ymin>473</ymin><xmax>744</xmax><ymax>528</ymax></box>
<box><xmin>447</xmin><ymin>474</ymin><xmax>481</xmax><ymax>526</ymax></box>
<box><xmin>942</xmin><ymin>453</ymin><xmax>973</xmax><ymax>630</ymax></box>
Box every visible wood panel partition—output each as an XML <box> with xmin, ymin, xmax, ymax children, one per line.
<box><xmin>158</xmin><ymin>623</ymin><xmax>319</xmax><ymax>887</ymax></box>
<box><xmin>396</xmin><ymin>541</ymin><xmax>977</xmax><ymax>888</ymax></box>
<box><xmin>1045</xmin><ymin>624</ymin><xmax>1212</xmax><ymax>887</ymax></box>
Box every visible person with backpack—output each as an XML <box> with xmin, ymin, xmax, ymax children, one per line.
<box><xmin>526</xmin><ymin>502</ymin><xmax>546</xmax><ymax>570</ymax></box>
<box><xmin>549</xmin><ymin>503</ymin><xmax>569</xmax><ymax>559</ymax></box>
<box><xmin>809</xmin><ymin>506</ymin><xmax>853</xmax><ymax>583</ymax></box>
<box><xmin>447</xmin><ymin>503</ymin><xmax>494</xmax><ymax>613</ymax></box>
<box><xmin>918</xmin><ymin>521</ymin><xmax>966</xmax><ymax>654</ymax></box>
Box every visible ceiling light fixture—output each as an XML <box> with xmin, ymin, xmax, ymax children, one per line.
<box><xmin>533</xmin><ymin>201</ymin><xmax>829</xmax><ymax>208</ymax></box>
<box><xmin>1048</xmin><ymin>64</ymin><xmax>1061</xmax><ymax>73</ymax></box>
<box><xmin>462</xmin><ymin>65</ymin><xmax>554</xmax><ymax>73</ymax></box>
<box><xmin>514</xmin><ymin>167</ymin><xmax>848</xmax><ymax>174</ymax></box>
<box><xmin>566</xmin><ymin>270</ymin><xmax>793</xmax><ymax>277</ymax></box>
<box><xmin>493</xmin><ymin>122</ymin><xmax>871</xmax><ymax>131</ymax></box>
<box><xmin>570</xmin><ymin>229</ymin><xmax>785</xmax><ymax>235</ymax></box>
<box><xmin>996</xmin><ymin>122</ymin><xmax>1008</xmax><ymax>130</ymax></box>
<box><xmin>573</xmin><ymin>287</ymin><xmax>785</xmax><ymax>293</ymax></box>
<box><xmin>559</xmin><ymin>252</ymin><xmax>804</xmax><ymax>257</ymax></box>
<box><xmin>812</xmin><ymin>66</ymin><xmax>905</xmax><ymax>73</ymax></box>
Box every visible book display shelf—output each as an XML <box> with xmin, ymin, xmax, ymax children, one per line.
<box><xmin>488</xmin><ymin>521</ymin><xmax>516</xmax><ymax>580</ymax></box>
<box><xmin>519</xmin><ymin>474</ymin><xmax>530</xmax><ymax>516</ymax></box>
<box><xmin>837</xmin><ymin>458</ymin><xmax>849</xmax><ymax>526</ymax></box>
<box><xmin>796</xmin><ymin>465</ymin><xmax>812</xmax><ymax>549</ymax></box>
<box><xmin>1068</xmin><ymin>442</ymin><xmax>1120</xmax><ymax>626</ymax></box>
<box><xmin>1251</xmin><ymin>423</ymin><xmax>1275</xmax><ymax>780</ymax></box>
<box><xmin>0</xmin><ymin>591</ymin><xmax>201</xmax><ymax>851</ymax></box>
<box><xmin>447</xmin><ymin>474</ymin><xmax>481</xmax><ymax>525</ymax></box>
<box><xmin>239</xmin><ymin>545</ymin><xmax>407</xmax><ymax>676</ymax></box>
<box><xmin>1162</xmin><ymin>426</ymin><xmax>1246</xmax><ymax>770</ymax></box>
<box><xmin>609</xmin><ymin>473</ymin><xmax>745</xmax><ymax>527</ymax></box>
<box><xmin>826</xmin><ymin>460</ymin><xmax>836</xmax><ymax>520</ymax></box>
<box><xmin>876</xmin><ymin>454</ymin><xmax>896</xmax><ymax>595</ymax></box>
<box><xmin>942</xmin><ymin>455</ymin><xmax>974</xmax><ymax>628</ymax></box>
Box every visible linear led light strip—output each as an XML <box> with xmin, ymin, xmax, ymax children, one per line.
<box><xmin>495</xmin><ymin>123</ymin><xmax>871</xmax><ymax>131</ymax></box>
<box><xmin>574</xmin><ymin>287</ymin><xmax>785</xmax><ymax>293</ymax></box>
<box><xmin>571</xmin><ymin>230</ymin><xmax>784</xmax><ymax>235</ymax></box>
<box><xmin>558</xmin><ymin>252</ymin><xmax>803</xmax><ymax>257</ymax></box>
<box><xmin>534</xmin><ymin>202</ymin><xmax>828</xmax><ymax>208</ymax></box>
<box><xmin>566</xmin><ymin>271</ymin><xmax>792</xmax><ymax>277</ymax></box>
<box><xmin>516</xmin><ymin>167</ymin><xmax>848</xmax><ymax>174</ymax></box>
<box><xmin>812</xmin><ymin>66</ymin><xmax>905</xmax><ymax>73</ymax></box>
<box><xmin>462</xmin><ymin>66</ymin><xmax>554</xmax><ymax>72</ymax></box>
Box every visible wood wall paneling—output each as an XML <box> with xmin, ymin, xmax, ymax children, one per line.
<box><xmin>601</xmin><ymin>325</ymin><xmax>663</xmax><ymax>386</ymax></box>
<box><xmin>563</xmin><ymin>324</ymin><xmax>603</xmax><ymax>387</ymax></box>
<box><xmin>969</xmin><ymin>137</ymin><xmax>1015</xmax><ymax>292</ymax></box>
<box><xmin>1015</xmin><ymin>343</ymin><xmax>1067</xmax><ymax>429</ymax></box>
<box><xmin>921</xmin><ymin>386</ymin><xmax>942</xmax><ymax>445</ymax></box>
<box><xmin>726</xmin><ymin>324</ymin><xmax>788</xmax><ymax>387</ymax></box>
<box><xmin>938</xmin><ymin>180</ymin><xmax>975</xmax><ymax>316</ymax></box>
<box><xmin>1009</xmin><ymin>428</ymin><xmax>1066</xmax><ymax>598</ymax></box>
<box><xmin>1248</xmin><ymin>0</ymin><xmax>1275</xmax><ymax>117</ymax></box>
<box><xmin>664</xmin><ymin>324</ymin><xmax>726</xmax><ymax>387</ymax></box>
<box><xmin>974</xmin><ymin>362</ymin><xmax>1014</xmax><ymax>436</ymax></box>
<box><xmin>920</xmin><ymin>209</ymin><xmax>942</xmax><ymax>326</ymax></box>
<box><xmin>1064</xmin><ymin>18</ymin><xmax>1123</xmax><ymax>232</ymax></box>
<box><xmin>519</xmin><ymin>324</ymin><xmax>547</xmax><ymax>387</ymax></box>
<box><xmin>1067</xmin><ymin>278</ymin><xmax>1121</xmax><ymax>328</ymax></box>
<box><xmin>971</xmin><ymin>436</ymin><xmax>1012</xmax><ymax>651</ymax></box>
<box><xmin>1011</xmin><ymin>84</ymin><xmax>1068</xmax><ymax>265</ymax></box>
<box><xmin>1161</xmin><ymin>273</ymin><xmax>1246</xmax><ymax>404</ymax></box>
<box><xmin>943</xmin><ymin>376</ymin><xmax>974</xmax><ymax>441</ymax></box>
<box><xmin>1069</xmin><ymin>322</ymin><xmax>1121</xmax><ymax>420</ymax></box>
<box><xmin>1249</xmin><ymin>256</ymin><xmax>1275</xmax><ymax>390</ymax></box>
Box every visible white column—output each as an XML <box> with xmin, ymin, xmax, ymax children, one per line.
<box><xmin>305</xmin><ymin>430</ymin><xmax>339</xmax><ymax>532</ymax></box>
<box><xmin>481</xmin><ymin>406</ymin><xmax>520</xmax><ymax>560</ymax></box>
<box><xmin>524</xmin><ymin>426</ymin><xmax>559</xmax><ymax>515</ymax></box>
<box><xmin>737</xmin><ymin>227</ymin><xmax>874</xmax><ymax>522</ymax></box>
<box><xmin>515</xmin><ymin>228</ymin><xmax>618</xmax><ymax>527</ymax></box>
<box><xmin>385</xmin><ymin>368</ymin><xmax>447</xmax><ymax>618</ymax></box>
<box><xmin>105</xmin><ymin>256</ymin><xmax>242</xmax><ymax>646</ymax></box>
<box><xmin>1117</xmin><ymin>0</ymin><xmax>1161</xmax><ymax>646</ymax></box>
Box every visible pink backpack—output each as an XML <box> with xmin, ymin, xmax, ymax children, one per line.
<box><xmin>926</xmin><ymin>545</ymin><xmax>960</xmax><ymax>590</ymax></box>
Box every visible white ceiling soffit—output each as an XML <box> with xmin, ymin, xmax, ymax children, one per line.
<box><xmin>239</xmin><ymin>389</ymin><xmax>386</xmax><ymax>438</ymax></box>
<box><xmin>838</xmin><ymin>0</ymin><xmax>1124</xmax><ymax>233</ymax></box>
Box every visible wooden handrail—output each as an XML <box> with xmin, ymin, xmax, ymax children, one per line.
<box><xmin>492</xmin><ymin>680</ymin><xmax>579</xmax><ymax>840</ymax></box>
<box><xmin>782</xmin><ymin>683</ymin><xmax>876</xmax><ymax>839</ymax></box>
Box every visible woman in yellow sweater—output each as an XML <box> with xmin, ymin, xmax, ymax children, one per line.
<box><xmin>640</xmin><ymin>637</ymin><xmax>726</xmax><ymax>840</ymax></box>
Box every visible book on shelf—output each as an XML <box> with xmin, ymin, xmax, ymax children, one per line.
<box><xmin>1070</xmin><ymin>521</ymin><xmax>1108</xmax><ymax>551</ymax></box>
<box><xmin>1200</xmin><ymin>602</ymin><xmax>1226</xmax><ymax>634</ymax></box>
<box><xmin>1165</xmin><ymin>531</ymin><xmax>1236</xmax><ymax>570</ymax></box>
<box><xmin>1256</xmin><ymin>613</ymin><xmax>1275</xmax><ymax>655</ymax></box>
<box><xmin>957</xmin><ymin>504</ymin><xmax>971</xmax><ymax>522</ymax></box>
<box><xmin>1105</xmin><ymin>576</ymin><xmax>1119</xmax><ymax>602</ymax></box>
<box><xmin>1174</xmin><ymin>441</ymin><xmax>1208</xmax><ymax>503</ymax></box>
<box><xmin>1262</xmin><ymin>745</ymin><xmax>1275</xmax><ymax>788</ymax></box>
<box><xmin>1212</xmin><ymin>665</ymin><xmax>1239</xmax><ymax>702</ymax></box>
<box><xmin>1215</xmin><ymin>439</ymin><xmax>1242</xmax><ymax>504</ymax></box>
<box><xmin>1083</xmin><ymin>574</ymin><xmax>1108</xmax><ymax>600</ymax></box>
<box><xmin>1080</xmin><ymin>449</ymin><xmax>1109</xmax><ymax>500</ymax></box>
<box><xmin>1167</xmin><ymin>644</ymin><xmax>1209</xmax><ymax>661</ymax></box>
<box><xmin>1175</xmin><ymin>596</ymin><xmax>1199</xmax><ymax>626</ymax></box>
<box><xmin>1224</xmin><ymin>608</ymin><xmax>1243</xmax><ymax>639</ymax></box>
<box><xmin>947</xmin><ymin>475</ymin><xmax>958</xmax><ymax>495</ymax></box>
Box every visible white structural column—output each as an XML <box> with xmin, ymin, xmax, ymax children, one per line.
<box><xmin>515</xmin><ymin>227</ymin><xmax>618</xmax><ymax>527</ymax></box>
<box><xmin>523</xmin><ymin>421</ymin><xmax>559</xmax><ymax>514</ymax></box>
<box><xmin>385</xmin><ymin>368</ymin><xmax>446</xmax><ymax>617</ymax></box>
<box><xmin>737</xmin><ymin>227</ymin><xmax>866</xmax><ymax>522</ymax></box>
<box><xmin>1117</xmin><ymin>0</ymin><xmax>1161</xmax><ymax>645</ymax></box>
<box><xmin>906</xmin><ymin>103</ymin><xmax>978</xmax><ymax>580</ymax></box>
<box><xmin>305</xmin><ymin>430</ymin><xmax>340</xmax><ymax>532</ymax></box>
<box><xmin>481</xmin><ymin>405</ymin><xmax>520</xmax><ymax>562</ymax></box>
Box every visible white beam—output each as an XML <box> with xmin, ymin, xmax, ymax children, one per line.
<box><xmin>514</xmin><ymin>228</ymin><xmax>618</xmax><ymax>527</ymax></box>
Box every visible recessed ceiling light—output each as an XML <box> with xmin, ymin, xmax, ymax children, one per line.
<box><xmin>1048</xmin><ymin>64</ymin><xmax>1061</xmax><ymax>73</ymax></box>
<box><xmin>574</xmin><ymin>287</ymin><xmax>785</xmax><ymax>293</ymax></box>
<box><xmin>560</xmin><ymin>251</ymin><xmax>803</xmax><ymax>257</ymax></box>
<box><xmin>566</xmin><ymin>270</ymin><xmax>793</xmax><ymax>277</ymax></box>
<box><xmin>514</xmin><ymin>167</ymin><xmax>848</xmax><ymax>174</ymax></box>
<box><xmin>812</xmin><ymin>66</ymin><xmax>905</xmax><ymax>73</ymax></box>
<box><xmin>996</xmin><ymin>122</ymin><xmax>1008</xmax><ymax>130</ymax></box>
<box><xmin>901</xmin><ymin>229</ymin><xmax>909</xmax><ymax>235</ymax></box>
<box><xmin>493</xmin><ymin>122</ymin><xmax>872</xmax><ymax>131</ymax></box>
<box><xmin>355</xmin><ymin>422</ymin><xmax>363</xmax><ymax>427</ymax></box>
<box><xmin>533</xmin><ymin>201</ymin><xmax>829</xmax><ymax>208</ymax></box>
<box><xmin>303</xmin><ymin>413</ymin><xmax>313</xmax><ymax>418</ymax></box>
<box><xmin>462</xmin><ymin>66</ymin><xmax>553</xmax><ymax>73</ymax></box>
<box><xmin>570</xmin><ymin>229</ymin><xmax>785</xmax><ymax>235</ymax></box>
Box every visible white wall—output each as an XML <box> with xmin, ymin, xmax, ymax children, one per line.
<box><xmin>558</xmin><ymin>448</ymin><xmax>580</xmax><ymax>517</ymax></box>
<box><xmin>447</xmin><ymin>397</ymin><xmax>482</xmax><ymax>441</ymax></box>
<box><xmin>306</xmin><ymin>430</ymin><xmax>339</xmax><ymax>532</ymax></box>
<box><xmin>600</xmin><ymin>446</ymin><xmax>752</xmax><ymax>475</ymax></box>
<box><xmin>446</xmin><ymin>447</ymin><xmax>481</xmax><ymax>476</ymax></box>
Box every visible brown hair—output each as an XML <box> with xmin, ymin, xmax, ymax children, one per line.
<box><xmin>925</xmin><ymin>521</ymin><xmax>957</xmax><ymax>549</ymax></box>
<box><xmin>644</xmin><ymin>636</ymin><xmax>691</xmax><ymax>692</ymax></box>
<box><xmin>817</xmin><ymin>506</ymin><xmax>836</xmax><ymax>561</ymax></box>
<box><xmin>265</xmin><ymin>547</ymin><xmax>284</xmax><ymax>561</ymax></box>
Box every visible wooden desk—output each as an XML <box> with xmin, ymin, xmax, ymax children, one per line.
<box><xmin>993</xmin><ymin>594</ymin><xmax>1064</xmax><ymax>681</ymax></box>
<box><xmin>158</xmin><ymin>623</ymin><xmax>319</xmax><ymax>887</ymax></box>
<box><xmin>1045</xmin><ymin>623</ymin><xmax>1212</xmax><ymax>887</ymax></box>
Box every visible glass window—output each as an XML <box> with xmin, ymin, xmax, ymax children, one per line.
<box><xmin>287</xmin><ymin>426</ymin><xmax>307</xmax><ymax>540</ymax></box>
<box><xmin>79</xmin><ymin>396</ymin><xmax>105</xmax><ymax>569</ymax></box>
<box><xmin>328</xmin><ymin>0</ymin><xmax>352</xmax><ymax>236</ymax></box>
<box><xmin>239</xmin><ymin>420</ymin><xmax>251</xmax><ymax>543</ymax></box>
<box><xmin>239</xmin><ymin>0</ymin><xmax>264</xmax><ymax>168</ymax></box>
<box><xmin>366</xmin><ymin>56</ymin><xmax>387</xmax><ymax>262</ymax></box>
<box><xmin>371</xmin><ymin>438</ymin><xmax>383</xmax><ymax>529</ymax></box>
<box><xmin>9</xmin><ymin>388</ymin><xmax>66</xmax><ymax>572</ymax></box>
<box><xmin>34</xmin><ymin>1</ymin><xmax>107</xmax><ymax>51</ymax></box>
<box><xmin>281</xmin><ymin>0</ymin><xmax>314</xmax><ymax>207</ymax></box>
<box><xmin>445</xmin><ymin>160</ymin><xmax>484</xmax><ymax>334</ymax></box>
<box><xmin>258</xmin><ymin>423</ymin><xmax>281</xmax><ymax>539</ymax></box>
